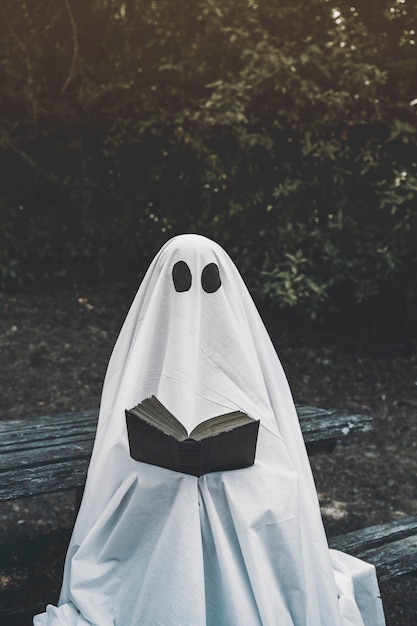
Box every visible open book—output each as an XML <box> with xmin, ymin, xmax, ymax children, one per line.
<box><xmin>125</xmin><ymin>396</ymin><xmax>260</xmax><ymax>477</ymax></box>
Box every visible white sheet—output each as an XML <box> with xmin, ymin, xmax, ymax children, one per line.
<box><xmin>34</xmin><ymin>234</ymin><xmax>385</xmax><ymax>625</ymax></box>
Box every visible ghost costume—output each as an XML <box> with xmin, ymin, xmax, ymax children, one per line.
<box><xmin>34</xmin><ymin>234</ymin><xmax>385</xmax><ymax>626</ymax></box>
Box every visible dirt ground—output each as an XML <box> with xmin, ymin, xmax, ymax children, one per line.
<box><xmin>0</xmin><ymin>282</ymin><xmax>416</xmax><ymax>625</ymax></box>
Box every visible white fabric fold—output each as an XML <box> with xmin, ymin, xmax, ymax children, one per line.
<box><xmin>34</xmin><ymin>234</ymin><xmax>385</xmax><ymax>625</ymax></box>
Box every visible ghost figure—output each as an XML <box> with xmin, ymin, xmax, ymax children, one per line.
<box><xmin>34</xmin><ymin>234</ymin><xmax>385</xmax><ymax>626</ymax></box>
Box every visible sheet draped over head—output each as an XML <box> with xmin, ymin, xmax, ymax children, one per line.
<box><xmin>34</xmin><ymin>234</ymin><xmax>385</xmax><ymax>626</ymax></box>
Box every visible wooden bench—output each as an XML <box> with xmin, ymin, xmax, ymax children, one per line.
<box><xmin>0</xmin><ymin>405</ymin><xmax>372</xmax><ymax>501</ymax></box>
<box><xmin>1</xmin><ymin>405</ymin><xmax>416</xmax><ymax>583</ymax></box>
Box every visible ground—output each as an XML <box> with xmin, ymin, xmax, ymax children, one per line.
<box><xmin>0</xmin><ymin>282</ymin><xmax>416</xmax><ymax>625</ymax></box>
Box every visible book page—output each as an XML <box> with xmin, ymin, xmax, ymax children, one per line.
<box><xmin>190</xmin><ymin>411</ymin><xmax>254</xmax><ymax>441</ymax></box>
<box><xmin>129</xmin><ymin>396</ymin><xmax>188</xmax><ymax>440</ymax></box>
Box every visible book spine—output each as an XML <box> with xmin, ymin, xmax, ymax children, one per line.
<box><xmin>176</xmin><ymin>440</ymin><xmax>202</xmax><ymax>477</ymax></box>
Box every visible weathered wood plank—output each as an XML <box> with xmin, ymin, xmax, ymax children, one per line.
<box><xmin>296</xmin><ymin>405</ymin><xmax>374</xmax><ymax>442</ymax></box>
<box><xmin>350</xmin><ymin>536</ymin><xmax>417</xmax><ymax>582</ymax></box>
<box><xmin>0</xmin><ymin>412</ymin><xmax>97</xmax><ymax>500</ymax></box>
<box><xmin>0</xmin><ymin>440</ymin><xmax>93</xmax><ymax>471</ymax></box>
<box><xmin>297</xmin><ymin>406</ymin><xmax>373</xmax><ymax>455</ymax></box>
<box><xmin>0</xmin><ymin>410</ymin><xmax>97</xmax><ymax>448</ymax></box>
<box><xmin>329</xmin><ymin>516</ymin><xmax>417</xmax><ymax>581</ymax></box>
<box><xmin>329</xmin><ymin>515</ymin><xmax>417</xmax><ymax>553</ymax></box>
<box><xmin>0</xmin><ymin>458</ymin><xmax>90</xmax><ymax>501</ymax></box>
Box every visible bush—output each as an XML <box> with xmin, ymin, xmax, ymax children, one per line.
<box><xmin>0</xmin><ymin>0</ymin><xmax>416</xmax><ymax>327</ymax></box>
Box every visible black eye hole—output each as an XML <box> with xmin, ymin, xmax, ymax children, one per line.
<box><xmin>172</xmin><ymin>261</ymin><xmax>192</xmax><ymax>292</ymax></box>
<box><xmin>201</xmin><ymin>263</ymin><xmax>221</xmax><ymax>293</ymax></box>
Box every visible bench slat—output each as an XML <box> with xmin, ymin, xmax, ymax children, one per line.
<box><xmin>329</xmin><ymin>515</ymin><xmax>417</xmax><ymax>581</ymax></box>
<box><xmin>346</xmin><ymin>536</ymin><xmax>417</xmax><ymax>582</ymax></box>
<box><xmin>296</xmin><ymin>406</ymin><xmax>373</xmax><ymax>442</ymax></box>
<box><xmin>0</xmin><ymin>411</ymin><xmax>97</xmax><ymax>448</ymax></box>
<box><xmin>359</xmin><ymin>535</ymin><xmax>417</xmax><ymax>581</ymax></box>
<box><xmin>0</xmin><ymin>458</ymin><xmax>90</xmax><ymax>501</ymax></box>
<box><xmin>0</xmin><ymin>440</ymin><xmax>94</xmax><ymax>471</ymax></box>
<box><xmin>329</xmin><ymin>515</ymin><xmax>417</xmax><ymax>553</ymax></box>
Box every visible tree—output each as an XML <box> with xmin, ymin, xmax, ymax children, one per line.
<box><xmin>0</xmin><ymin>0</ymin><xmax>416</xmax><ymax>326</ymax></box>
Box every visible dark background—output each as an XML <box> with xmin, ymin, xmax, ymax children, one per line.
<box><xmin>1</xmin><ymin>0</ymin><xmax>416</xmax><ymax>331</ymax></box>
<box><xmin>0</xmin><ymin>1</ymin><xmax>416</xmax><ymax>624</ymax></box>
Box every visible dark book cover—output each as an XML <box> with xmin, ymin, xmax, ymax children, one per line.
<box><xmin>125</xmin><ymin>396</ymin><xmax>260</xmax><ymax>477</ymax></box>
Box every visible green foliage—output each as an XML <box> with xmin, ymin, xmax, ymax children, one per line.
<box><xmin>0</xmin><ymin>0</ymin><xmax>416</xmax><ymax>325</ymax></box>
